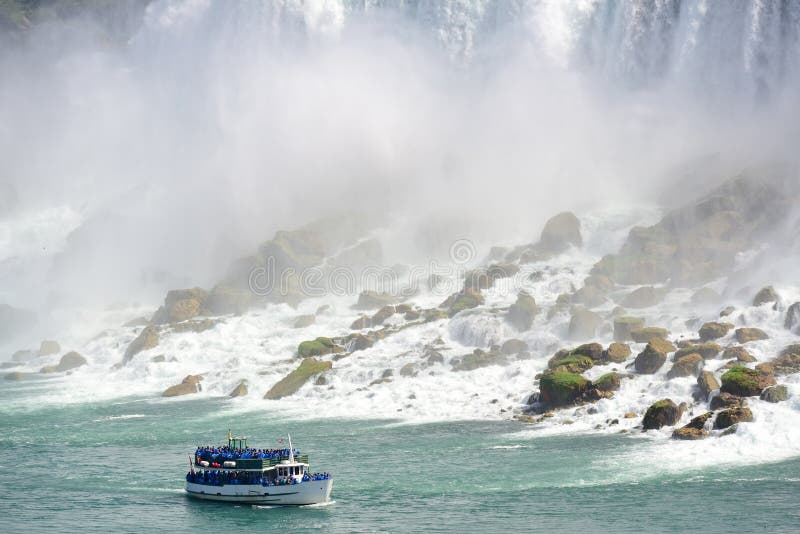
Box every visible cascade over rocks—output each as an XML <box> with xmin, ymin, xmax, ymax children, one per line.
<box><xmin>204</xmin><ymin>285</ymin><xmax>254</xmax><ymax>315</ymax></box>
<box><xmin>506</xmin><ymin>211</ymin><xmax>582</xmax><ymax>263</ymax></box>
<box><xmin>720</xmin><ymin>366</ymin><xmax>775</xmax><ymax>397</ymax></box>
<box><xmin>760</xmin><ymin>385</ymin><xmax>789</xmax><ymax>403</ymax></box>
<box><xmin>667</xmin><ymin>353</ymin><xmax>703</xmax><ymax>379</ymax></box>
<box><xmin>634</xmin><ymin>342</ymin><xmax>670</xmax><ymax>374</ymax></box>
<box><xmin>162</xmin><ymin>375</ymin><xmax>203</xmax><ymax>397</ymax></box>
<box><xmin>714</xmin><ymin>407</ymin><xmax>754</xmax><ymax>429</ymax></box>
<box><xmin>229</xmin><ymin>380</ymin><xmax>248</xmax><ymax>397</ymax></box>
<box><xmin>753</xmin><ymin>286</ymin><xmax>779</xmax><ymax>306</ymax></box>
<box><xmin>722</xmin><ymin>345</ymin><xmax>756</xmax><ymax>362</ymax></box>
<box><xmin>697</xmin><ymin>370</ymin><xmax>720</xmax><ymax>398</ymax></box>
<box><xmin>356</xmin><ymin>290</ymin><xmax>400</xmax><ymax>310</ymax></box>
<box><xmin>39</xmin><ymin>351</ymin><xmax>87</xmax><ymax>373</ymax></box>
<box><xmin>440</xmin><ymin>288</ymin><xmax>484</xmax><ymax>317</ymax></box>
<box><xmin>264</xmin><ymin>358</ymin><xmax>332</xmax><ymax>400</ymax></box>
<box><xmin>593</xmin><ymin>372</ymin><xmax>621</xmax><ymax>392</ymax></box>
<box><xmin>297</xmin><ymin>337</ymin><xmax>343</xmax><ymax>357</ymax></box>
<box><xmin>123</xmin><ymin>326</ymin><xmax>159</xmax><ymax>364</ymax></box>
<box><xmin>734</xmin><ymin>327</ymin><xmax>768</xmax><ymax>343</ymax></box>
<box><xmin>710</xmin><ymin>392</ymin><xmax>748</xmax><ymax>410</ymax></box>
<box><xmin>672</xmin><ymin>412</ymin><xmax>712</xmax><ymax>440</ymax></box>
<box><xmin>785</xmin><ymin>302</ymin><xmax>800</xmax><ymax>334</ymax></box>
<box><xmin>690</xmin><ymin>287</ymin><xmax>721</xmax><ymax>307</ymax></box>
<box><xmin>642</xmin><ymin>399</ymin><xmax>684</xmax><ymax>430</ymax></box>
<box><xmin>568</xmin><ymin>308</ymin><xmax>603</xmax><ymax>340</ymax></box>
<box><xmin>293</xmin><ymin>314</ymin><xmax>315</xmax><ymax>328</ymax></box>
<box><xmin>767</xmin><ymin>344</ymin><xmax>800</xmax><ymax>375</ymax></box>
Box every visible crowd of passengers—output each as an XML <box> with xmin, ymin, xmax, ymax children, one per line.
<box><xmin>195</xmin><ymin>445</ymin><xmax>300</xmax><ymax>465</ymax></box>
<box><xmin>186</xmin><ymin>470</ymin><xmax>332</xmax><ymax>486</ymax></box>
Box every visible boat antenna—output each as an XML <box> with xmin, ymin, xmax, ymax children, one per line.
<box><xmin>288</xmin><ymin>433</ymin><xmax>294</xmax><ymax>463</ymax></box>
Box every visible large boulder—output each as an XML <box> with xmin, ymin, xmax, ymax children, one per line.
<box><xmin>785</xmin><ymin>302</ymin><xmax>800</xmax><ymax>334</ymax></box>
<box><xmin>451</xmin><ymin>348</ymin><xmax>506</xmax><ymax>372</ymax></box>
<box><xmin>760</xmin><ymin>385</ymin><xmax>789</xmax><ymax>403</ymax></box>
<box><xmin>204</xmin><ymin>284</ymin><xmax>255</xmax><ymax>315</ymax></box>
<box><xmin>538</xmin><ymin>211</ymin><xmax>582</xmax><ymax>253</ymax></box>
<box><xmin>642</xmin><ymin>399</ymin><xmax>684</xmax><ymax>430</ymax></box>
<box><xmin>39</xmin><ymin>351</ymin><xmax>87</xmax><ymax>373</ymax></box>
<box><xmin>547</xmin><ymin>351</ymin><xmax>594</xmax><ymax>374</ymax></box>
<box><xmin>440</xmin><ymin>288</ymin><xmax>484</xmax><ymax>317</ymax></box>
<box><xmin>356</xmin><ymin>290</ymin><xmax>400</xmax><ymax>310</ymax></box>
<box><xmin>720</xmin><ymin>365</ymin><xmax>775</xmax><ymax>397</ymax></box>
<box><xmin>162</xmin><ymin>375</ymin><xmax>203</xmax><ymax>397</ymax></box>
<box><xmin>667</xmin><ymin>353</ymin><xmax>703</xmax><ymax>379</ymax></box>
<box><xmin>630</xmin><ymin>327</ymin><xmax>670</xmax><ymax>343</ymax></box>
<box><xmin>593</xmin><ymin>372</ymin><xmax>621</xmax><ymax>392</ymax></box>
<box><xmin>634</xmin><ymin>341</ymin><xmax>670</xmax><ymax>374</ymax></box>
<box><xmin>697</xmin><ymin>370</ymin><xmax>721</xmax><ymax>398</ymax></box>
<box><xmin>710</xmin><ymin>392</ymin><xmax>748</xmax><ymax>410</ymax></box>
<box><xmin>604</xmin><ymin>342</ymin><xmax>632</xmax><ymax>363</ymax></box>
<box><xmin>674</xmin><ymin>342</ymin><xmax>721</xmax><ymax>360</ymax></box>
<box><xmin>506</xmin><ymin>291</ymin><xmax>538</xmax><ymax>331</ymax></box>
<box><xmin>734</xmin><ymin>327</ymin><xmax>768</xmax><ymax>344</ymax></box>
<box><xmin>38</xmin><ymin>340</ymin><xmax>60</xmax><ymax>356</ymax></box>
<box><xmin>500</xmin><ymin>339</ymin><xmax>528</xmax><ymax>355</ymax></box>
<box><xmin>721</xmin><ymin>345</ymin><xmax>756</xmax><ymax>363</ymax></box>
<box><xmin>264</xmin><ymin>358</ymin><xmax>332</xmax><ymax>399</ymax></box>
<box><xmin>613</xmin><ymin>317</ymin><xmax>645</xmax><ymax>341</ymax></box>
<box><xmin>672</xmin><ymin>412</ymin><xmax>713</xmax><ymax>440</ymax></box>
<box><xmin>293</xmin><ymin>315</ymin><xmax>316</xmax><ymax>328</ymax></box>
<box><xmin>229</xmin><ymin>380</ymin><xmax>248</xmax><ymax>397</ymax></box>
<box><xmin>621</xmin><ymin>286</ymin><xmax>664</xmax><ymax>309</ymax></box>
<box><xmin>753</xmin><ymin>286</ymin><xmax>779</xmax><ymax>306</ymax></box>
<box><xmin>151</xmin><ymin>287</ymin><xmax>208</xmax><ymax>324</ymax></box>
<box><xmin>714</xmin><ymin>407</ymin><xmax>754</xmax><ymax>429</ymax></box>
<box><xmin>698</xmin><ymin>322</ymin><xmax>734</xmax><ymax>341</ymax></box>
<box><xmin>297</xmin><ymin>337</ymin><xmax>343</xmax><ymax>357</ymax></box>
<box><xmin>768</xmin><ymin>344</ymin><xmax>800</xmax><ymax>375</ymax></box>
<box><xmin>123</xmin><ymin>326</ymin><xmax>159</xmax><ymax>364</ymax></box>
<box><xmin>567</xmin><ymin>308</ymin><xmax>603</xmax><ymax>340</ymax></box>
<box><xmin>538</xmin><ymin>371</ymin><xmax>591</xmax><ymax>408</ymax></box>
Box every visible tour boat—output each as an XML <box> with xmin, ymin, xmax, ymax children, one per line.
<box><xmin>185</xmin><ymin>432</ymin><xmax>333</xmax><ymax>505</ymax></box>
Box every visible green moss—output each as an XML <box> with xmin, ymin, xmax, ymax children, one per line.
<box><xmin>548</xmin><ymin>354</ymin><xmax>594</xmax><ymax>373</ymax></box>
<box><xmin>264</xmin><ymin>358</ymin><xmax>332</xmax><ymax>400</ymax></box>
<box><xmin>593</xmin><ymin>372</ymin><xmax>621</xmax><ymax>392</ymax></box>
<box><xmin>297</xmin><ymin>337</ymin><xmax>342</xmax><ymax>357</ymax></box>
<box><xmin>447</xmin><ymin>291</ymin><xmax>484</xmax><ymax>317</ymax></box>
<box><xmin>539</xmin><ymin>371</ymin><xmax>590</xmax><ymax>407</ymax></box>
<box><xmin>720</xmin><ymin>366</ymin><xmax>768</xmax><ymax>396</ymax></box>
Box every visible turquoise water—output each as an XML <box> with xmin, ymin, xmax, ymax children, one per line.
<box><xmin>2</xmin><ymin>381</ymin><xmax>799</xmax><ymax>533</ymax></box>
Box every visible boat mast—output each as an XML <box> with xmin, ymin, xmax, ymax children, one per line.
<box><xmin>288</xmin><ymin>433</ymin><xmax>294</xmax><ymax>463</ymax></box>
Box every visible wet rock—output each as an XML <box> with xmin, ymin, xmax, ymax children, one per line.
<box><xmin>698</xmin><ymin>321</ymin><xmax>734</xmax><ymax>341</ymax></box>
<box><xmin>229</xmin><ymin>380</ymin><xmax>248</xmax><ymax>397</ymax></box>
<box><xmin>649</xmin><ymin>337</ymin><xmax>677</xmax><ymax>354</ymax></box>
<box><xmin>672</xmin><ymin>412</ymin><xmax>713</xmax><ymax>440</ymax></box>
<box><xmin>293</xmin><ymin>314</ymin><xmax>316</xmax><ymax>328</ymax></box>
<box><xmin>4</xmin><ymin>371</ymin><xmax>31</xmax><ymax>381</ymax></box>
<box><xmin>572</xmin><ymin>285</ymin><xmax>607</xmax><ymax>308</ymax></box>
<box><xmin>768</xmin><ymin>344</ymin><xmax>800</xmax><ymax>375</ymax></box>
<box><xmin>604</xmin><ymin>342</ymin><xmax>632</xmax><ymax>363</ymax></box>
<box><xmin>719</xmin><ymin>306</ymin><xmax>735</xmax><ymax>318</ymax></box>
<box><xmin>297</xmin><ymin>337</ymin><xmax>344</xmax><ymax>357</ymax></box>
<box><xmin>425</xmin><ymin>350</ymin><xmax>445</xmax><ymax>366</ymax></box>
<box><xmin>355</xmin><ymin>290</ymin><xmax>400</xmax><ymax>310</ymax></box>
<box><xmin>316</xmin><ymin>304</ymin><xmax>331</xmax><ymax>315</ymax></box>
<box><xmin>620</xmin><ymin>286</ymin><xmax>665</xmax><ymax>309</ymax></box>
<box><xmin>204</xmin><ymin>284</ymin><xmax>254</xmax><ymax>315</ymax></box>
<box><xmin>539</xmin><ymin>211</ymin><xmax>582</xmax><ymax>253</ymax></box>
<box><xmin>150</xmin><ymin>355</ymin><xmax>166</xmax><ymax>363</ymax></box>
<box><xmin>760</xmin><ymin>385</ymin><xmax>789</xmax><ymax>403</ymax></box>
<box><xmin>567</xmin><ymin>308</ymin><xmax>603</xmax><ymax>340</ymax></box>
<box><xmin>314</xmin><ymin>375</ymin><xmax>328</xmax><ymax>386</ymax></box>
<box><xmin>371</xmin><ymin>306</ymin><xmax>396</xmax><ymax>326</ymax></box>
<box><xmin>399</xmin><ymin>363</ymin><xmax>417</xmax><ymax>377</ymax></box>
<box><xmin>344</xmin><ymin>333</ymin><xmax>374</xmax><ymax>352</ymax></box>
<box><xmin>151</xmin><ymin>287</ymin><xmax>208</xmax><ymax>324</ymax></box>
<box><xmin>451</xmin><ymin>348</ymin><xmax>506</xmax><ymax>372</ymax></box>
<box><xmin>570</xmin><ymin>342</ymin><xmax>604</xmax><ymax>362</ymax></box>
<box><xmin>501</xmin><ymin>339</ymin><xmax>528</xmax><ymax>355</ymax></box>
<box><xmin>634</xmin><ymin>342</ymin><xmax>669</xmax><ymax>374</ymax></box>
<box><xmin>642</xmin><ymin>399</ymin><xmax>684</xmax><ymax>430</ymax></box>
<box><xmin>753</xmin><ymin>286</ymin><xmax>779</xmax><ymax>306</ymax></box>
<box><xmin>785</xmin><ymin>302</ymin><xmax>800</xmax><ymax>334</ymax></box>
<box><xmin>38</xmin><ymin>340</ymin><xmax>60</xmax><ymax>356</ymax></box>
<box><xmin>709</xmin><ymin>392</ymin><xmax>747</xmax><ymax>410</ymax></box>
<box><xmin>538</xmin><ymin>370</ymin><xmax>590</xmax><ymax>408</ymax></box>
<box><xmin>40</xmin><ymin>351</ymin><xmax>87</xmax><ymax>373</ymax></box>
<box><xmin>11</xmin><ymin>350</ymin><xmax>35</xmax><ymax>362</ymax></box>
<box><xmin>613</xmin><ymin>317</ymin><xmax>645</xmax><ymax>341</ymax></box>
<box><xmin>721</xmin><ymin>345</ymin><xmax>756</xmax><ymax>363</ymax></box>
<box><xmin>697</xmin><ymin>370</ymin><xmax>721</xmax><ymax>399</ymax></box>
<box><xmin>630</xmin><ymin>326</ymin><xmax>669</xmax><ymax>344</ymax></box>
<box><xmin>123</xmin><ymin>316</ymin><xmax>150</xmax><ymax>327</ymax></box>
<box><xmin>162</xmin><ymin>375</ymin><xmax>203</xmax><ymax>397</ymax></box>
<box><xmin>350</xmin><ymin>315</ymin><xmax>371</xmax><ymax>329</ymax></box>
<box><xmin>734</xmin><ymin>327</ymin><xmax>768</xmax><ymax>343</ymax></box>
<box><xmin>714</xmin><ymin>407</ymin><xmax>753</xmax><ymax>429</ymax></box>
<box><xmin>506</xmin><ymin>291</ymin><xmax>538</xmax><ymax>331</ymax></box>
<box><xmin>548</xmin><ymin>350</ymin><xmax>594</xmax><ymax>374</ymax></box>
<box><xmin>593</xmin><ymin>372</ymin><xmax>621</xmax><ymax>392</ymax></box>
<box><xmin>720</xmin><ymin>365</ymin><xmax>775</xmax><ymax>397</ymax></box>
<box><xmin>674</xmin><ymin>342</ymin><xmax>721</xmax><ymax>361</ymax></box>
<box><xmin>440</xmin><ymin>288</ymin><xmax>484</xmax><ymax>317</ymax></box>
<box><xmin>667</xmin><ymin>353</ymin><xmax>703</xmax><ymax>379</ymax></box>
<box><xmin>170</xmin><ymin>318</ymin><xmax>219</xmax><ymax>334</ymax></box>
<box><xmin>264</xmin><ymin>358</ymin><xmax>332</xmax><ymax>399</ymax></box>
<box><xmin>123</xmin><ymin>325</ymin><xmax>159</xmax><ymax>364</ymax></box>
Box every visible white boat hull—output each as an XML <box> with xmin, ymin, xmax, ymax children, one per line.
<box><xmin>185</xmin><ymin>479</ymin><xmax>333</xmax><ymax>505</ymax></box>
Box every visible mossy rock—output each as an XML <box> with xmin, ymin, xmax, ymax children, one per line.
<box><xmin>714</xmin><ymin>407</ymin><xmax>753</xmax><ymax>429</ymax></box>
<box><xmin>442</xmin><ymin>288</ymin><xmax>485</xmax><ymax>317</ymax></box>
<box><xmin>629</xmin><ymin>326</ymin><xmax>669</xmax><ymax>343</ymax></box>
<box><xmin>343</xmin><ymin>333</ymin><xmax>374</xmax><ymax>352</ymax></box>
<box><xmin>593</xmin><ymin>372</ymin><xmax>621</xmax><ymax>392</ymax></box>
<box><xmin>698</xmin><ymin>321</ymin><xmax>734</xmax><ymax>341</ymax></box>
<box><xmin>371</xmin><ymin>306</ymin><xmax>397</xmax><ymax>326</ymax></box>
<box><xmin>548</xmin><ymin>353</ymin><xmax>594</xmax><ymax>374</ymax></box>
<box><xmin>634</xmin><ymin>341</ymin><xmax>669</xmax><ymax>374</ymax></box>
<box><xmin>39</xmin><ymin>351</ymin><xmax>87</xmax><ymax>373</ymax></box>
<box><xmin>648</xmin><ymin>337</ymin><xmax>676</xmax><ymax>354</ymax></box>
<box><xmin>123</xmin><ymin>326</ymin><xmax>159</xmax><ymax>364</ymax></box>
<box><xmin>570</xmin><ymin>342</ymin><xmax>604</xmax><ymax>362</ymax></box>
<box><xmin>538</xmin><ymin>371</ymin><xmax>590</xmax><ymax>407</ymax></box>
<box><xmin>769</xmin><ymin>344</ymin><xmax>800</xmax><ymax>375</ymax></box>
<box><xmin>720</xmin><ymin>366</ymin><xmax>775</xmax><ymax>397</ymax></box>
<box><xmin>506</xmin><ymin>291</ymin><xmax>538</xmax><ymax>331</ymax></box>
<box><xmin>162</xmin><ymin>375</ymin><xmax>203</xmax><ymax>397</ymax></box>
<box><xmin>297</xmin><ymin>337</ymin><xmax>343</xmax><ymax>357</ymax></box>
<box><xmin>642</xmin><ymin>399</ymin><xmax>683</xmax><ymax>430</ymax></box>
<box><xmin>667</xmin><ymin>353</ymin><xmax>703</xmax><ymax>379</ymax></box>
<box><xmin>674</xmin><ymin>342</ymin><xmax>721</xmax><ymax>361</ymax></box>
<box><xmin>604</xmin><ymin>342</ymin><xmax>631</xmax><ymax>363</ymax></box>
<box><xmin>760</xmin><ymin>385</ymin><xmax>789</xmax><ymax>403</ymax></box>
<box><xmin>734</xmin><ymin>327</ymin><xmax>768</xmax><ymax>343</ymax></box>
<box><xmin>452</xmin><ymin>349</ymin><xmax>506</xmax><ymax>372</ymax></box>
<box><xmin>264</xmin><ymin>358</ymin><xmax>332</xmax><ymax>399</ymax></box>
<box><xmin>613</xmin><ymin>317</ymin><xmax>645</xmax><ymax>341</ymax></box>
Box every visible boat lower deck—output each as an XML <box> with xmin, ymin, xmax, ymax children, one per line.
<box><xmin>185</xmin><ymin>479</ymin><xmax>333</xmax><ymax>505</ymax></box>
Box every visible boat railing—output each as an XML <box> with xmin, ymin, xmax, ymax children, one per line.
<box><xmin>195</xmin><ymin>454</ymin><xmax>310</xmax><ymax>469</ymax></box>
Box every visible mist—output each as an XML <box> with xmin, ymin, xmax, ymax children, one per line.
<box><xmin>1</xmin><ymin>0</ymin><xmax>799</xmax><ymax>317</ymax></box>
